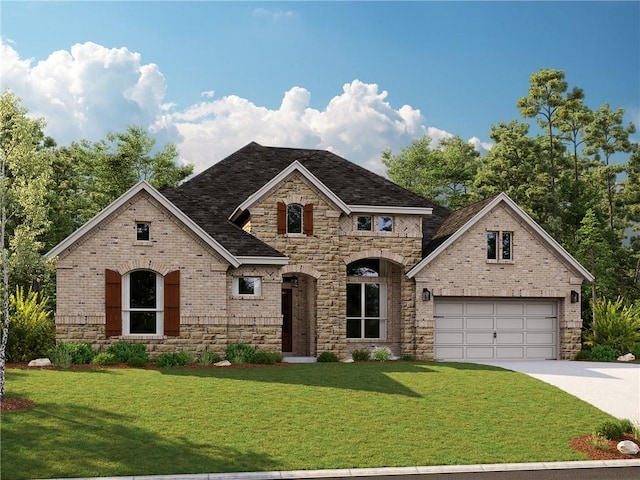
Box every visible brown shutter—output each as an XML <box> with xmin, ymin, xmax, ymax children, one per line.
<box><xmin>105</xmin><ymin>269</ymin><xmax>122</xmax><ymax>337</ymax></box>
<box><xmin>303</xmin><ymin>203</ymin><xmax>314</xmax><ymax>236</ymax></box>
<box><xmin>164</xmin><ymin>270</ymin><xmax>180</xmax><ymax>336</ymax></box>
<box><xmin>277</xmin><ymin>201</ymin><xmax>286</xmax><ymax>234</ymax></box>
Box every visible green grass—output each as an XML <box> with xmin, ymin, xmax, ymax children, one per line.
<box><xmin>1</xmin><ymin>362</ymin><xmax>612</xmax><ymax>479</ymax></box>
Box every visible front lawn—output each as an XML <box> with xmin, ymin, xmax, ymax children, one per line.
<box><xmin>1</xmin><ymin>362</ymin><xmax>612</xmax><ymax>479</ymax></box>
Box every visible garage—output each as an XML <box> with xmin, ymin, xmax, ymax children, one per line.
<box><xmin>433</xmin><ymin>299</ymin><xmax>558</xmax><ymax>361</ymax></box>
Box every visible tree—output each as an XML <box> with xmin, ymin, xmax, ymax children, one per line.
<box><xmin>0</xmin><ymin>89</ymin><xmax>50</xmax><ymax>401</ymax></box>
<box><xmin>383</xmin><ymin>135</ymin><xmax>480</xmax><ymax>209</ymax></box>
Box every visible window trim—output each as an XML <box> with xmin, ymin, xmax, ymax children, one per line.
<box><xmin>287</xmin><ymin>203</ymin><xmax>303</xmax><ymax>234</ymax></box>
<box><xmin>377</xmin><ymin>216</ymin><xmax>394</xmax><ymax>232</ymax></box>
<box><xmin>346</xmin><ymin>281</ymin><xmax>387</xmax><ymax>340</ymax></box>
<box><xmin>487</xmin><ymin>230</ymin><xmax>514</xmax><ymax>263</ymax></box>
<box><xmin>122</xmin><ymin>270</ymin><xmax>164</xmax><ymax>337</ymax></box>
<box><xmin>135</xmin><ymin>222</ymin><xmax>151</xmax><ymax>242</ymax></box>
<box><xmin>357</xmin><ymin>215</ymin><xmax>373</xmax><ymax>231</ymax></box>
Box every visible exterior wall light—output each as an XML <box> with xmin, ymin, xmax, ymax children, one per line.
<box><xmin>570</xmin><ymin>290</ymin><xmax>580</xmax><ymax>303</ymax></box>
<box><xmin>422</xmin><ymin>288</ymin><xmax>431</xmax><ymax>301</ymax></box>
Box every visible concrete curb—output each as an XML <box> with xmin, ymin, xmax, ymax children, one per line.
<box><xmin>40</xmin><ymin>459</ymin><xmax>640</xmax><ymax>480</ymax></box>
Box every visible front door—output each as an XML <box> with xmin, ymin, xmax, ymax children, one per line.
<box><xmin>281</xmin><ymin>289</ymin><xmax>293</xmax><ymax>352</ymax></box>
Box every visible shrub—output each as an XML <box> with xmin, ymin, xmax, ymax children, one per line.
<box><xmin>574</xmin><ymin>349</ymin><xmax>592</xmax><ymax>360</ymax></box>
<box><xmin>69</xmin><ymin>342</ymin><xmax>97</xmax><ymax>364</ymax></box>
<box><xmin>251</xmin><ymin>351</ymin><xmax>283</xmax><ymax>365</ymax></box>
<box><xmin>154</xmin><ymin>351</ymin><xmax>193</xmax><ymax>368</ymax></box>
<box><xmin>317</xmin><ymin>352</ymin><xmax>338</xmax><ymax>362</ymax></box>
<box><xmin>400</xmin><ymin>353</ymin><xmax>415</xmax><ymax>361</ymax></box>
<box><xmin>3</xmin><ymin>286</ymin><xmax>55</xmax><ymax>362</ymax></box>
<box><xmin>372</xmin><ymin>346</ymin><xmax>391</xmax><ymax>362</ymax></box>
<box><xmin>633</xmin><ymin>344</ymin><xmax>640</xmax><ymax>359</ymax></box>
<box><xmin>584</xmin><ymin>297</ymin><xmax>640</xmax><ymax>356</ymax></box>
<box><xmin>197</xmin><ymin>350</ymin><xmax>222</xmax><ymax>366</ymax></box>
<box><xmin>351</xmin><ymin>349</ymin><xmax>371</xmax><ymax>361</ymax></box>
<box><xmin>49</xmin><ymin>341</ymin><xmax>73</xmax><ymax>368</ymax></box>
<box><xmin>590</xmin><ymin>435</ymin><xmax>609</xmax><ymax>451</ymax></box>
<box><xmin>107</xmin><ymin>341</ymin><xmax>148</xmax><ymax>364</ymax></box>
<box><xmin>126</xmin><ymin>354</ymin><xmax>149</xmax><ymax>368</ymax></box>
<box><xmin>618</xmin><ymin>418</ymin><xmax>635</xmax><ymax>434</ymax></box>
<box><xmin>595</xmin><ymin>419</ymin><xmax>626</xmax><ymax>440</ymax></box>
<box><xmin>91</xmin><ymin>352</ymin><xmax>118</xmax><ymax>366</ymax></box>
<box><xmin>225</xmin><ymin>343</ymin><xmax>256</xmax><ymax>364</ymax></box>
<box><xmin>589</xmin><ymin>344</ymin><xmax>617</xmax><ymax>362</ymax></box>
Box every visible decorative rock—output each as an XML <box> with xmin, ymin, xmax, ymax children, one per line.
<box><xmin>341</xmin><ymin>358</ymin><xmax>354</xmax><ymax>363</ymax></box>
<box><xmin>617</xmin><ymin>353</ymin><xmax>636</xmax><ymax>362</ymax></box>
<box><xmin>617</xmin><ymin>440</ymin><xmax>640</xmax><ymax>455</ymax></box>
<box><xmin>214</xmin><ymin>360</ymin><xmax>231</xmax><ymax>367</ymax></box>
<box><xmin>28</xmin><ymin>358</ymin><xmax>52</xmax><ymax>367</ymax></box>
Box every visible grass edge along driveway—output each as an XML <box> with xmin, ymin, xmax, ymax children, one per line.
<box><xmin>0</xmin><ymin>362</ymin><xmax>612</xmax><ymax>480</ymax></box>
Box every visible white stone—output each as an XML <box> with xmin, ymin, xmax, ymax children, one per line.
<box><xmin>617</xmin><ymin>353</ymin><xmax>636</xmax><ymax>362</ymax></box>
<box><xmin>214</xmin><ymin>360</ymin><xmax>231</xmax><ymax>367</ymax></box>
<box><xmin>341</xmin><ymin>358</ymin><xmax>354</xmax><ymax>363</ymax></box>
<box><xmin>28</xmin><ymin>358</ymin><xmax>52</xmax><ymax>367</ymax></box>
<box><xmin>617</xmin><ymin>440</ymin><xmax>640</xmax><ymax>455</ymax></box>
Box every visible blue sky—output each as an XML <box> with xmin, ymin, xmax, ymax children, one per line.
<box><xmin>2</xmin><ymin>1</ymin><xmax>638</xmax><ymax>174</ymax></box>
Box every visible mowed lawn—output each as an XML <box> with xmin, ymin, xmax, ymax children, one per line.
<box><xmin>1</xmin><ymin>362</ymin><xmax>612</xmax><ymax>480</ymax></box>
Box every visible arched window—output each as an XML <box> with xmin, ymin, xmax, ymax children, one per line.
<box><xmin>123</xmin><ymin>270</ymin><xmax>164</xmax><ymax>335</ymax></box>
<box><xmin>277</xmin><ymin>202</ymin><xmax>314</xmax><ymax>235</ymax></box>
<box><xmin>287</xmin><ymin>203</ymin><xmax>303</xmax><ymax>234</ymax></box>
<box><xmin>346</xmin><ymin>259</ymin><xmax>387</xmax><ymax>339</ymax></box>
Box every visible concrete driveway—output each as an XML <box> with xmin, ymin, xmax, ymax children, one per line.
<box><xmin>474</xmin><ymin>360</ymin><xmax>640</xmax><ymax>421</ymax></box>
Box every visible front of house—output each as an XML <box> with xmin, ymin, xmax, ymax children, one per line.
<box><xmin>48</xmin><ymin>142</ymin><xmax>593</xmax><ymax>360</ymax></box>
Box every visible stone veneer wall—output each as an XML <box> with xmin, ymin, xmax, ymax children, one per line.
<box><xmin>55</xmin><ymin>191</ymin><xmax>282</xmax><ymax>355</ymax></box>
<box><xmin>412</xmin><ymin>203</ymin><xmax>584</xmax><ymax>360</ymax></box>
<box><xmin>247</xmin><ymin>173</ymin><xmax>424</xmax><ymax>359</ymax></box>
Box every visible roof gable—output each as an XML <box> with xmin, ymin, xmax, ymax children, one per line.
<box><xmin>407</xmin><ymin>193</ymin><xmax>594</xmax><ymax>281</ymax></box>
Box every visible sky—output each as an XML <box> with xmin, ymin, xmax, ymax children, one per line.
<box><xmin>1</xmin><ymin>1</ymin><xmax>639</xmax><ymax>176</ymax></box>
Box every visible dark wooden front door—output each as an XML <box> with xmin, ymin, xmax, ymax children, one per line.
<box><xmin>281</xmin><ymin>289</ymin><xmax>293</xmax><ymax>352</ymax></box>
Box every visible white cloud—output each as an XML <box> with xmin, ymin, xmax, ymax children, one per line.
<box><xmin>252</xmin><ymin>8</ymin><xmax>295</xmax><ymax>21</ymax></box>
<box><xmin>1</xmin><ymin>39</ymin><xmax>489</xmax><ymax>176</ymax></box>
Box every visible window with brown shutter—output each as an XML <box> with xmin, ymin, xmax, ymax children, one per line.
<box><xmin>277</xmin><ymin>201</ymin><xmax>286</xmax><ymax>234</ymax></box>
<box><xmin>105</xmin><ymin>269</ymin><xmax>122</xmax><ymax>337</ymax></box>
<box><xmin>164</xmin><ymin>270</ymin><xmax>180</xmax><ymax>336</ymax></box>
<box><xmin>303</xmin><ymin>203</ymin><xmax>314</xmax><ymax>236</ymax></box>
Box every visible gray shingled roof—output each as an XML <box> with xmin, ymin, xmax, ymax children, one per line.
<box><xmin>159</xmin><ymin>142</ymin><xmax>452</xmax><ymax>259</ymax></box>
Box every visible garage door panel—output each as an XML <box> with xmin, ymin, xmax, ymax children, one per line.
<box><xmin>466</xmin><ymin>303</ymin><xmax>494</xmax><ymax>315</ymax></box>
<box><xmin>435</xmin><ymin>332</ymin><xmax>464</xmax><ymax>344</ymax></box>
<box><xmin>527</xmin><ymin>318</ymin><xmax>555</xmax><ymax>330</ymax></box>
<box><xmin>496</xmin><ymin>347</ymin><xmax>525</xmax><ymax>359</ymax></box>
<box><xmin>466</xmin><ymin>332</ymin><xmax>494</xmax><ymax>345</ymax></box>
<box><xmin>466</xmin><ymin>317</ymin><xmax>494</xmax><ymax>329</ymax></box>
<box><xmin>497</xmin><ymin>332</ymin><xmax>524</xmax><ymax>344</ymax></box>
<box><xmin>496</xmin><ymin>317</ymin><xmax>524</xmax><ymax>329</ymax></box>
<box><xmin>435</xmin><ymin>317</ymin><xmax>463</xmax><ymax>330</ymax></box>
<box><xmin>435</xmin><ymin>347</ymin><xmax>464</xmax><ymax>360</ymax></box>
<box><xmin>434</xmin><ymin>299</ymin><xmax>557</xmax><ymax>361</ymax></box>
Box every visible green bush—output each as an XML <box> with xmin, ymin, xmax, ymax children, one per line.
<box><xmin>154</xmin><ymin>351</ymin><xmax>193</xmax><ymax>368</ymax></box>
<box><xmin>3</xmin><ymin>286</ymin><xmax>55</xmax><ymax>362</ymax></box>
<box><xmin>373</xmin><ymin>347</ymin><xmax>391</xmax><ymax>362</ymax></box>
<box><xmin>49</xmin><ymin>341</ymin><xmax>73</xmax><ymax>368</ymax></box>
<box><xmin>633</xmin><ymin>344</ymin><xmax>640</xmax><ymax>359</ymax></box>
<box><xmin>596</xmin><ymin>419</ymin><xmax>626</xmax><ymax>440</ymax></box>
<box><xmin>91</xmin><ymin>352</ymin><xmax>118</xmax><ymax>366</ymax></box>
<box><xmin>590</xmin><ymin>344</ymin><xmax>617</xmax><ymax>362</ymax></box>
<box><xmin>107</xmin><ymin>341</ymin><xmax>148</xmax><ymax>363</ymax></box>
<box><xmin>400</xmin><ymin>353</ymin><xmax>415</xmax><ymax>361</ymax></box>
<box><xmin>126</xmin><ymin>354</ymin><xmax>149</xmax><ymax>368</ymax></box>
<box><xmin>197</xmin><ymin>350</ymin><xmax>222</xmax><ymax>366</ymax></box>
<box><xmin>317</xmin><ymin>352</ymin><xmax>339</xmax><ymax>362</ymax></box>
<box><xmin>69</xmin><ymin>342</ymin><xmax>97</xmax><ymax>364</ymax></box>
<box><xmin>225</xmin><ymin>343</ymin><xmax>256</xmax><ymax>364</ymax></box>
<box><xmin>351</xmin><ymin>349</ymin><xmax>371</xmax><ymax>361</ymax></box>
<box><xmin>574</xmin><ymin>349</ymin><xmax>592</xmax><ymax>360</ymax></box>
<box><xmin>251</xmin><ymin>351</ymin><xmax>283</xmax><ymax>365</ymax></box>
<box><xmin>584</xmin><ymin>297</ymin><xmax>640</xmax><ymax>356</ymax></box>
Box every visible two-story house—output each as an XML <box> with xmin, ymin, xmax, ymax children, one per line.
<box><xmin>47</xmin><ymin>142</ymin><xmax>593</xmax><ymax>361</ymax></box>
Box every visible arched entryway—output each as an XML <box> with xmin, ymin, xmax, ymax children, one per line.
<box><xmin>281</xmin><ymin>266</ymin><xmax>320</xmax><ymax>357</ymax></box>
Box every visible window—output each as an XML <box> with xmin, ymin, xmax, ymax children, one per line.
<box><xmin>346</xmin><ymin>283</ymin><xmax>386</xmax><ymax>339</ymax></box>
<box><xmin>357</xmin><ymin>216</ymin><xmax>372</xmax><ymax>231</ymax></box>
<box><xmin>347</xmin><ymin>259</ymin><xmax>381</xmax><ymax>277</ymax></box>
<box><xmin>487</xmin><ymin>231</ymin><xmax>513</xmax><ymax>261</ymax></box>
<box><xmin>136</xmin><ymin>222</ymin><xmax>150</xmax><ymax>241</ymax></box>
<box><xmin>233</xmin><ymin>277</ymin><xmax>262</xmax><ymax>296</ymax></box>
<box><xmin>377</xmin><ymin>216</ymin><xmax>393</xmax><ymax>232</ymax></box>
<box><xmin>287</xmin><ymin>204</ymin><xmax>303</xmax><ymax>234</ymax></box>
<box><xmin>123</xmin><ymin>270</ymin><xmax>163</xmax><ymax>335</ymax></box>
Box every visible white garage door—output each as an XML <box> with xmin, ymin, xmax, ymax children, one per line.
<box><xmin>434</xmin><ymin>299</ymin><xmax>557</xmax><ymax>361</ymax></box>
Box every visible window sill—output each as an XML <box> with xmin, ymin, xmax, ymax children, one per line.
<box><xmin>120</xmin><ymin>334</ymin><xmax>166</xmax><ymax>340</ymax></box>
<box><xmin>133</xmin><ymin>241</ymin><xmax>152</xmax><ymax>247</ymax></box>
<box><xmin>346</xmin><ymin>338</ymin><xmax>387</xmax><ymax>342</ymax></box>
<box><xmin>231</xmin><ymin>295</ymin><xmax>264</xmax><ymax>300</ymax></box>
<box><xmin>486</xmin><ymin>259</ymin><xmax>515</xmax><ymax>265</ymax></box>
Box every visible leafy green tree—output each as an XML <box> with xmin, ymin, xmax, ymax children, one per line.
<box><xmin>0</xmin><ymin>89</ymin><xmax>50</xmax><ymax>401</ymax></box>
<box><xmin>383</xmin><ymin>135</ymin><xmax>479</xmax><ymax>209</ymax></box>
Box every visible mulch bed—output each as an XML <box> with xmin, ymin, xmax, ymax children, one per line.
<box><xmin>570</xmin><ymin>433</ymin><xmax>640</xmax><ymax>460</ymax></box>
<box><xmin>0</xmin><ymin>397</ymin><xmax>34</xmax><ymax>413</ymax></box>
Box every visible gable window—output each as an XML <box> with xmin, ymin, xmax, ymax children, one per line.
<box><xmin>287</xmin><ymin>204</ymin><xmax>303</xmax><ymax>234</ymax></box>
<box><xmin>487</xmin><ymin>231</ymin><xmax>513</xmax><ymax>262</ymax></box>
<box><xmin>277</xmin><ymin>202</ymin><xmax>314</xmax><ymax>236</ymax></box>
<box><xmin>123</xmin><ymin>270</ymin><xmax>163</xmax><ymax>335</ymax></box>
<box><xmin>377</xmin><ymin>216</ymin><xmax>394</xmax><ymax>232</ymax></box>
<box><xmin>136</xmin><ymin>222</ymin><xmax>150</xmax><ymax>241</ymax></box>
<box><xmin>357</xmin><ymin>216</ymin><xmax>373</xmax><ymax>231</ymax></box>
<box><xmin>233</xmin><ymin>277</ymin><xmax>262</xmax><ymax>296</ymax></box>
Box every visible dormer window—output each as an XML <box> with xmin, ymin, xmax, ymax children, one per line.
<box><xmin>136</xmin><ymin>222</ymin><xmax>150</xmax><ymax>241</ymax></box>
